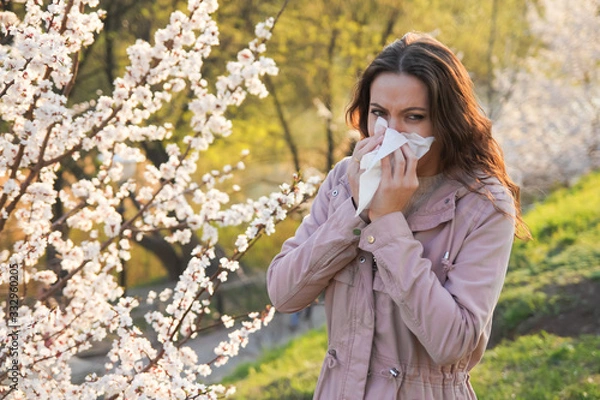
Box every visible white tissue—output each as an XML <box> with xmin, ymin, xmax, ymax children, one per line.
<box><xmin>356</xmin><ymin>117</ymin><xmax>435</xmax><ymax>216</ymax></box>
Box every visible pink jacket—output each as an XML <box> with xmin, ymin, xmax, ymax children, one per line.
<box><xmin>267</xmin><ymin>158</ymin><xmax>515</xmax><ymax>399</ymax></box>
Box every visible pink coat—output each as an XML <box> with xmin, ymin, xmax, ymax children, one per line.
<box><xmin>267</xmin><ymin>158</ymin><xmax>515</xmax><ymax>399</ymax></box>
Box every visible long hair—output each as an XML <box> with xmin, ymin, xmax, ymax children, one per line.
<box><xmin>346</xmin><ymin>32</ymin><xmax>530</xmax><ymax>238</ymax></box>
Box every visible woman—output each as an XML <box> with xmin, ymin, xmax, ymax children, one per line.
<box><xmin>267</xmin><ymin>32</ymin><xmax>528</xmax><ymax>399</ymax></box>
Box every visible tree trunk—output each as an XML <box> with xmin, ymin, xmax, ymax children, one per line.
<box><xmin>265</xmin><ymin>75</ymin><xmax>301</xmax><ymax>172</ymax></box>
<box><xmin>324</xmin><ymin>27</ymin><xmax>339</xmax><ymax>171</ymax></box>
<box><xmin>486</xmin><ymin>0</ymin><xmax>499</xmax><ymax>119</ymax></box>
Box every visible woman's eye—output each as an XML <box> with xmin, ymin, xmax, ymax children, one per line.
<box><xmin>370</xmin><ymin>109</ymin><xmax>385</xmax><ymax>117</ymax></box>
<box><xmin>408</xmin><ymin>114</ymin><xmax>425</xmax><ymax>121</ymax></box>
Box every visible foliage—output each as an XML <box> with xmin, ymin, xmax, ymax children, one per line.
<box><xmin>63</xmin><ymin>0</ymin><xmax>535</xmax><ymax>283</ymax></box>
<box><xmin>261</xmin><ymin>0</ymin><xmax>533</xmax><ymax>171</ymax></box>
<box><xmin>8</xmin><ymin>0</ymin><xmax>534</xmax><ymax>283</ymax></box>
<box><xmin>0</xmin><ymin>0</ymin><xmax>322</xmax><ymax>398</ymax></box>
<box><xmin>68</xmin><ymin>0</ymin><xmax>534</xmax><ymax>174</ymax></box>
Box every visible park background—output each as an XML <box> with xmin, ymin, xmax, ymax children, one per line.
<box><xmin>0</xmin><ymin>0</ymin><xmax>598</xmax><ymax>399</ymax></box>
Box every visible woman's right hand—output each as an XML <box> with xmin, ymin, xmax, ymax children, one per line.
<box><xmin>347</xmin><ymin>135</ymin><xmax>384</xmax><ymax>215</ymax></box>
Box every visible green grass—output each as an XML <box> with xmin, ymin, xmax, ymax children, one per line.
<box><xmin>223</xmin><ymin>328</ymin><xmax>327</xmax><ymax>399</ymax></box>
<box><xmin>471</xmin><ymin>333</ymin><xmax>600</xmax><ymax>400</ymax></box>
<box><xmin>226</xmin><ymin>330</ymin><xmax>600</xmax><ymax>400</ymax></box>
<box><xmin>510</xmin><ymin>171</ymin><xmax>600</xmax><ymax>273</ymax></box>
<box><xmin>493</xmin><ymin>171</ymin><xmax>600</xmax><ymax>339</ymax></box>
<box><xmin>224</xmin><ymin>170</ymin><xmax>600</xmax><ymax>398</ymax></box>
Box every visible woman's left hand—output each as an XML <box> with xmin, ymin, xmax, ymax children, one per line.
<box><xmin>368</xmin><ymin>144</ymin><xmax>419</xmax><ymax>222</ymax></box>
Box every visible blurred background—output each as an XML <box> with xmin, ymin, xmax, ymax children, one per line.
<box><xmin>2</xmin><ymin>0</ymin><xmax>598</xmax><ymax>398</ymax></box>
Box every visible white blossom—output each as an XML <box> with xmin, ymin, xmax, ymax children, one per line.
<box><xmin>0</xmin><ymin>1</ymin><xmax>321</xmax><ymax>398</ymax></box>
<box><xmin>491</xmin><ymin>0</ymin><xmax>600</xmax><ymax>190</ymax></box>
<box><xmin>221</xmin><ymin>315</ymin><xmax>235</xmax><ymax>329</ymax></box>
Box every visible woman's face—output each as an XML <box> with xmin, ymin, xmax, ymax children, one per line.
<box><xmin>367</xmin><ymin>72</ymin><xmax>441</xmax><ymax>176</ymax></box>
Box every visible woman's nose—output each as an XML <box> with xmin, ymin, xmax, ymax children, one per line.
<box><xmin>387</xmin><ymin>118</ymin><xmax>404</xmax><ymax>133</ymax></box>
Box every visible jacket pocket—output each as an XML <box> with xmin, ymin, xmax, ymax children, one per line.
<box><xmin>373</xmin><ymin>272</ymin><xmax>394</xmax><ymax>314</ymax></box>
<box><xmin>332</xmin><ymin>265</ymin><xmax>356</xmax><ymax>286</ymax></box>
<box><xmin>329</xmin><ymin>267</ymin><xmax>357</xmax><ymax>347</ymax></box>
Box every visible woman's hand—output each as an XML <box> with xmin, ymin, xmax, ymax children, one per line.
<box><xmin>368</xmin><ymin>144</ymin><xmax>419</xmax><ymax>222</ymax></box>
<box><xmin>347</xmin><ymin>135</ymin><xmax>383</xmax><ymax>217</ymax></box>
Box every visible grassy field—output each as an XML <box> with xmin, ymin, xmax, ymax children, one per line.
<box><xmin>471</xmin><ymin>333</ymin><xmax>600</xmax><ymax>399</ymax></box>
<box><xmin>222</xmin><ymin>328</ymin><xmax>327</xmax><ymax>399</ymax></box>
<box><xmin>224</xmin><ymin>171</ymin><xmax>600</xmax><ymax>399</ymax></box>
<box><xmin>491</xmin><ymin>171</ymin><xmax>600</xmax><ymax>343</ymax></box>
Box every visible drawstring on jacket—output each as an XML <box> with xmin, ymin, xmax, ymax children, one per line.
<box><xmin>326</xmin><ymin>349</ymin><xmax>339</xmax><ymax>369</ymax></box>
<box><xmin>441</xmin><ymin>193</ymin><xmax>458</xmax><ymax>274</ymax></box>
<box><xmin>389</xmin><ymin>367</ymin><xmax>404</xmax><ymax>394</ymax></box>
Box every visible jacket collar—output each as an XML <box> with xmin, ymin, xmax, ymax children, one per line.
<box><xmin>407</xmin><ymin>178</ymin><xmax>466</xmax><ymax>232</ymax></box>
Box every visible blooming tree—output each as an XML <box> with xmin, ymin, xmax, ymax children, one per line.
<box><xmin>491</xmin><ymin>0</ymin><xmax>600</xmax><ymax>192</ymax></box>
<box><xmin>0</xmin><ymin>0</ymin><xmax>319</xmax><ymax>398</ymax></box>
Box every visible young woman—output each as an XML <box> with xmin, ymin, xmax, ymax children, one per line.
<box><xmin>267</xmin><ymin>32</ymin><xmax>528</xmax><ymax>399</ymax></box>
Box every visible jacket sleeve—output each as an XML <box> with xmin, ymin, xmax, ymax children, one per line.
<box><xmin>359</xmin><ymin>190</ymin><xmax>515</xmax><ymax>365</ymax></box>
<box><xmin>267</xmin><ymin>160</ymin><xmax>368</xmax><ymax>313</ymax></box>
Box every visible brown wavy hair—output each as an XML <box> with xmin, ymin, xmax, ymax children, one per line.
<box><xmin>346</xmin><ymin>32</ymin><xmax>529</xmax><ymax>238</ymax></box>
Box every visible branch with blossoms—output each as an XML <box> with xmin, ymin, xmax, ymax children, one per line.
<box><xmin>164</xmin><ymin>173</ymin><xmax>320</xmax><ymax>347</ymax></box>
<box><xmin>0</xmin><ymin>0</ymin><xmax>320</xmax><ymax>399</ymax></box>
<box><xmin>94</xmin><ymin>176</ymin><xmax>319</xmax><ymax>399</ymax></box>
<box><xmin>77</xmin><ymin>174</ymin><xmax>319</xmax><ymax>400</ymax></box>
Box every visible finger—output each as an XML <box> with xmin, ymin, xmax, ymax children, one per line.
<box><xmin>400</xmin><ymin>144</ymin><xmax>418</xmax><ymax>176</ymax></box>
<box><xmin>351</xmin><ymin>137</ymin><xmax>383</xmax><ymax>169</ymax></box>
<box><xmin>354</xmin><ymin>135</ymin><xmax>383</xmax><ymax>157</ymax></box>
<box><xmin>391</xmin><ymin>147</ymin><xmax>406</xmax><ymax>177</ymax></box>
<box><xmin>380</xmin><ymin>152</ymin><xmax>393</xmax><ymax>180</ymax></box>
